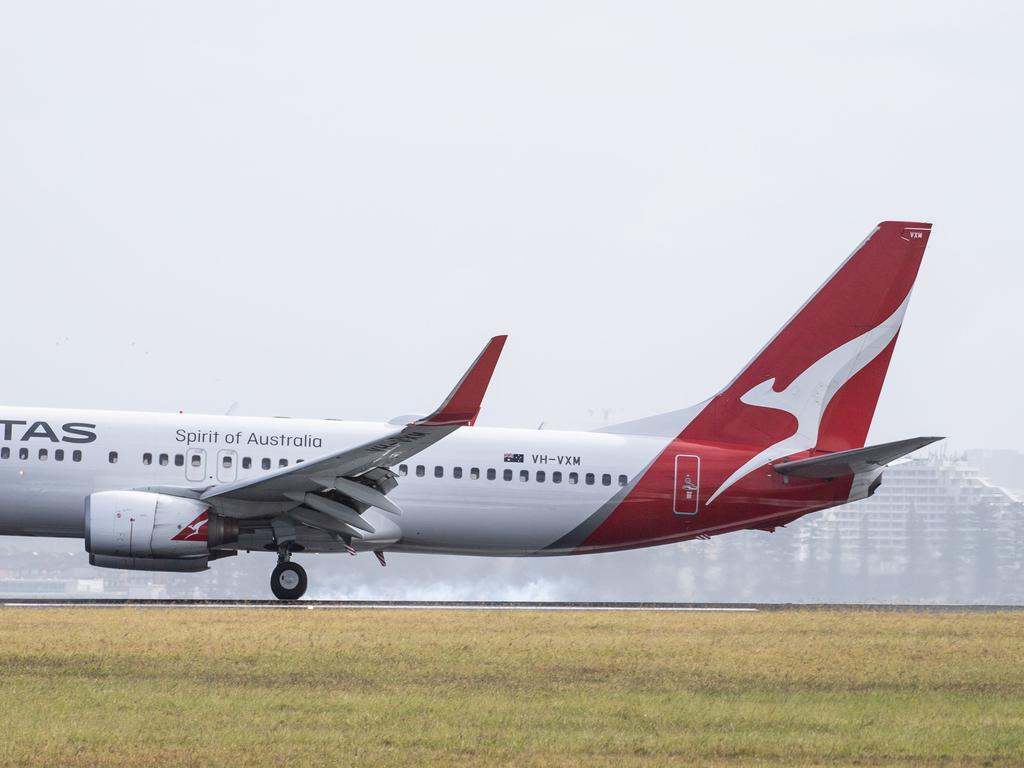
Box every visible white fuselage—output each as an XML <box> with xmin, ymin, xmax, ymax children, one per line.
<box><xmin>0</xmin><ymin>407</ymin><xmax>667</xmax><ymax>556</ymax></box>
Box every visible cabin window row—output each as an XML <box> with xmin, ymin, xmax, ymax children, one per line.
<box><xmin>0</xmin><ymin>447</ymin><xmax>83</xmax><ymax>462</ymax></box>
<box><xmin>118</xmin><ymin>452</ymin><xmax>300</xmax><ymax>470</ymax></box>
<box><xmin>397</xmin><ymin>464</ymin><xmax>628</xmax><ymax>487</ymax></box>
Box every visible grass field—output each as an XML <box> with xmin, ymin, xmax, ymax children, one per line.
<box><xmin>0</xmin><ymin>608</ymin><xmax>1022</xmax><ymax>767</ymax></box>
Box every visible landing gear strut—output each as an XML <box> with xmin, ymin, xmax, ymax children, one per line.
<box><xmin>271</xmin><ymin>554</ymin><xmax>307</xmax><ymax>601</ymax></box>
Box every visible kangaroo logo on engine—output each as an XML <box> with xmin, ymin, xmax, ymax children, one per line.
<box><xmin>171</xmin><ymin>511</ymin><xmax>209</xmax><ymax>542</ymax></box>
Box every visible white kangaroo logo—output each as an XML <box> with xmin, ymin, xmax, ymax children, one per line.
<box><xmin>705</xmin><ymin>293</ymin><xmax>912</xmax><ymax>505</ymax></box>
<box><xmin>180</xmin><ymin>515</ymin><xmax>207</xmax><ymax>540</ymax></box>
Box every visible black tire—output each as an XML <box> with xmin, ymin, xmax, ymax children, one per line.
<box><xmin>271</xmin><ymin>561</ymin><xmax>307</xmax><ymax>600</ymax></box>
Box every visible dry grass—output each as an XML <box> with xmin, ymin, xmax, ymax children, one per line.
<box><xmin>0</xmin><ymin>608</ymin><xmax>1022</xmax><ymax>767</ymax></box>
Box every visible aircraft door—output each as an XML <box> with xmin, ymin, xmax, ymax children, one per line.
<box><xmin>185</xmin><ymin>448</ymin><xmax>207</xmax><ymax>483</ymax></box>
<box><xmin>673</xmin><ymin>454</ymin><xmax>701</xmax><ymax>515</ymax></box>
<box><xmin>216</xmin><ymin>449</ymin><xmax>237</xmax><ymax>483</ymax></box>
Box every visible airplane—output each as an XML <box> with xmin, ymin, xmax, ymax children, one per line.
<box><xmin>0</xmin><ymin>221</ymin><xmax>939</xmax><ymax>600</ymax></box>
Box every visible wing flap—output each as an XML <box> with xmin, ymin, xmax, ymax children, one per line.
<box><xmin>285</xmin><ymin>492</ymin><xmax>375</xmax><ymax>533</ymax></box>
<box><xmin>288</xmin><ymin>506</ymin><xmax>366</xmax><ymax>539</ymax></box>
<box><xmin>322</xmin><ymin>476</ymin><xmax>403</xmax><ymax>516</ymax></box>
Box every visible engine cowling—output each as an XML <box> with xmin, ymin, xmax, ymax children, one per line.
<box><xmin>85</xmin><ymin>491</ymin><xmax>238</xmax><ymax>571</ymax></box>
<box><xmin>87</xmin><ymin>553</ymin><xmax>215</xmax><ymax>572</ymax></box>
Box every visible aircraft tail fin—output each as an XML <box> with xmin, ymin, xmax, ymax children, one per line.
<box><xmin>601</xmin><ymin>221</ymin><xmax>933</xmax><ymax>453</ymax></box>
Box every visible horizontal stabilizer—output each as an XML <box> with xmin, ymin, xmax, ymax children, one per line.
<box><xmin>773</xmin><ymin>436</ymin><xmax>943</xmax><ymax>479</ymax></box>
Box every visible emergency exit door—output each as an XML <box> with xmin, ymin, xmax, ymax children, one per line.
<box><xmin>185</xmin><ymin>448</ymin><xmax>207</xmax><ymax>483</ymax></box>
<box><xmin>217</xmin><ymin>449</ymin><xmax>238</xmax><ymax>483</ymax></box>
<box><xmin>673</xmin><ymin>454</ymin><xmax>701</xmax><ymax>515</ymax></box>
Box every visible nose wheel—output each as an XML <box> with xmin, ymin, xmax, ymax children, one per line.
<box><xmin>271</xmin><ymin>560</ymin><xmax>307</xmax><ymax>600</ymax></box>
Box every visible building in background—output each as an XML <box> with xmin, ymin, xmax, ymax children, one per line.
<box><xmin>965</xmin><ymin>449</ymin><xmax>1024</xmax><ymax>500</ymax></box>
<box><xmin>793</xmin><ymin>453</ymin><xmax>1022</xmax><ymax>603</ymax></box>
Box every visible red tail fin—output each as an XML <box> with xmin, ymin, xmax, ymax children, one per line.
<box><xmin>573</xmin><ymin>222</ymin><xmax>933</xmax><ymax>548</ymax></box>
<box><xmin>688</xmin><ymin>221</ymin><xmax>930</xmax><ymax>454</ymax></box>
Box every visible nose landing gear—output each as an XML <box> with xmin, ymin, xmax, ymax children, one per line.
<box><xmin>271</xmin><ymin>552</ymin><xmax>307</xmax><ymax>601</ymax></box>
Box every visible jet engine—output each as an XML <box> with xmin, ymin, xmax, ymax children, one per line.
<box><xmin>85</xmin><ymin>491</ymin><xmax>238</xmax><ymax>572</ymax></box>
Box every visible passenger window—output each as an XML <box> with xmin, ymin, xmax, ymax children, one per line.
<box><xmin>519</xmin><ymin>470</ymin><xmax>529</xmax><ymax>482</ymax></box>
<box><xmin>416</xmin><ymin>465</ymin><xmax>425</xmax><ymax>477</ymax></box>
<box><xmin>160</xmin><ymin>454</ymin><xmax>169</xmax><ymax>466</ymax></box>
<box><xmin>109</xmin><ymin>451</ymin><xmax>118</xmax><ymax>464</ymax></box>
<box><xmin>602</xmin><ymin>474</ymin><xmax>611</xmax><ymax>486</ymax></box>
<box><xmin>470</xmin><ymin>467</ymin><xmax>480</xmax><ymax>479</ymax></box>
<box><xmin>552</xmin><ymin>471</ymin><xmax>562</xmax><ymax>484</ymax></box>
<box><xmin>453</xmin><ymin>467</ymin><xmax>463</xmax><ymax>479</ymax></box>
<box><xmin>19</xmin><ymin>447</ymin><xmax>27</xmax><ymax>460</ymax></box>
<box><xmin>73</xmin><ymin>450</ymin><xmax>82</xmax><ymax>462</ymax></box>
<box><xmin>568</xmin><ymin>472</ymin><xmax>578</xmax><ymax>485</ymax></box>
<box><xmin>191</xmin><ymin>454</ymin><xmax>202</xmax><ymax>467</ymax></box>
<box><xmin>262</xmin><ymin>458</ymin><xmax>271</xmax><ymax>470</ymax></box>
<box><xmin>39</xmin><ymin>449</ymin><xmax>48</xmax><ymax>461</ymax></box>
<box><xmin>618</xmin><ymin>474</ymin><xmax>628</xmax><ymax>486</ymax></box>
<box><xmin>0</xmin><ymin>447</ymin><xmax>8</xmax><ymax>459</ymax></box>
<box><xmin>585</xmin><ymin>473</ymin><xmax>595</xmax><ymax>485</ymax></box>
<box><xmin>175</xmin><ymin>454</ymin><xmax>184</xmax><ymax>467</ymax></box>
<box><xmin>55</xmin><ymin>449</ymin><xmax>64</xmax><ymax>462</ymax></box>
<box><xmin>398</xmin><ymin>464</ymin><xmax>408</xmax><ymax>476</ymax></box>
<box><xmin>536</xmin><ymin>470</ymin><xmax>546</xmax><ymax>483</ymax></box>
<box><xmin>142</xmin><ymin>453</ymin><xmax>152</xmax><ymax>466</ymax></box>
<box><xmin>241</xmin><ymin>456</ymin><xmax>251</xmax><ymax>469</ymax></box>
<box><xmin>279</xmin><ymin>459</ymin><xmax>288</xmax><ymax>468</ymax></box>
<box><xmin>503</xmin><ymin>469</ymin><xmax>513</xmax><ymax>481</ymax></box>
<box><xmin>434</xmin><ymin>466</ymin><xmax>444</xmax><ymax>478</ymax></box>
<box><xmin>486</xmin><ymin>468</ymin><xmax>496</xmax><ymax>480</ymax></box>
<box><xmin>222</xmin><ymin>455</ymin><xmax>233</xmax><ymax>468</ymax></box>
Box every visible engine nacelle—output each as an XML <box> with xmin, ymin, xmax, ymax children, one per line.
<box><xmin>85</xmin><ymin>491</ymin><xmax>238</xmax><ymax>568</ymax></box>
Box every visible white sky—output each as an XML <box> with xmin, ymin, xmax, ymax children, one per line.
<box><xmin>1</xmin><ymin>1</ymin><xmax>1021</xmax><ymax>450</ymax></box>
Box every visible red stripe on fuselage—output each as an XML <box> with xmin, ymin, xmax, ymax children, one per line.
<box><xmin>573</xmin><ymin>438</ymin><xmax>855</xmax><ymax>552</ymax></box>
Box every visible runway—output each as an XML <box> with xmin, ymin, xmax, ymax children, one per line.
<box><xmin>3</xmin><ymin>599</ymin><xmax>1022</xmax><ymax>612</ymax></box>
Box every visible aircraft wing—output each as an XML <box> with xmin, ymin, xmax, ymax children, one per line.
<box><xmin>773</xmin><ymin>436</ymin><xmax>943</xmax><ymax>480</ymax></box>
<box><xmin>200</xmin><ymin>335</ymin><xmax>507</xmax><ymax>505</ymax></box>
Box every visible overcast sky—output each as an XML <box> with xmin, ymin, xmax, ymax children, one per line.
<box><xmin>1</xmin><ymin>2</ymin><xmax>1021</xmax><ymax>449</ymax></box>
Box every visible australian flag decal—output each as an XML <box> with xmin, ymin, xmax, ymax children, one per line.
<box><xmin>504</xmin><ymin>452</ymin><xmax>524</xmax><ymax>463</ymax></box>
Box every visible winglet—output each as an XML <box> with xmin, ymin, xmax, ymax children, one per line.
<box><xmin>414</xmin><ymin>335</ymin><xmax>507</xmax><ymax>427</ymax></box>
